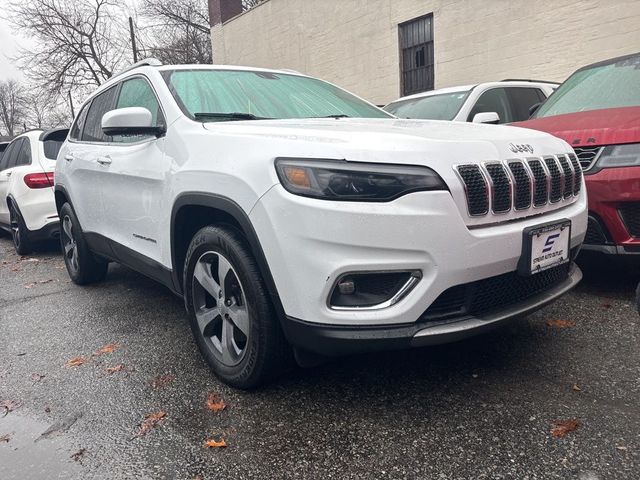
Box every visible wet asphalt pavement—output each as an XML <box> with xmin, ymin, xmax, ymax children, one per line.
<box><xmin>1</xmin><ymin>236</ymin><xmax>639</xmax><ymax>480</ymax></box>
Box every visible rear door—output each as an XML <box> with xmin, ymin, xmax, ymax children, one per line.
<box><xmin>64</xmin><ymin>86</ymin><xmax>119</xmax><ymax>235</ymax></box>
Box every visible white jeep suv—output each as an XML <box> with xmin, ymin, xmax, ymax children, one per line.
<box><xmin>55</xmin><ymin>60</ymin><xmax>587</xmax><ymax>388</ymax></box>
<box><xmin>384</xmin><ymin>80</ymin><xmax>558</xmax><ymax>124</ymax></box>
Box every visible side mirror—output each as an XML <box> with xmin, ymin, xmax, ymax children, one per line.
<box><xmin>528</xmin><ymin>102</ymin><xmax>542</xmax><ymax>117</ymax></box>
<box><xmin>102</xmin><ymin>107</ymin><xmax>165</xmax><ymax>137</ymax></box>
<box><xmin>472</xmin><ymin>112</ymin><xmax>500</xmax><ymax>124</ymax></box>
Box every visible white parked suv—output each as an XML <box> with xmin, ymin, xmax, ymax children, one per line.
<box><xmin>0</xmin><ymin>129</ymin><xmax>66</xmax><ymax>254</ymax></box>
<box><xmin>384</xmin><ymin>80</ymin><xmax>558</xmax><ymax>124</ymax></box>
<box><xmin>55</xmin><ymin>60</ymin><xmax>587</xmax><ymax>388</ymax></box>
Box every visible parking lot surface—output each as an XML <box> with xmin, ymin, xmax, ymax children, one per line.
<box><xmin>1</xmin><ymin>236</ymin><xmax>639</xmax><ymax>480</ymax></box>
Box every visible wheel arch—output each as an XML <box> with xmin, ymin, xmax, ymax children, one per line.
<box><xmin>170</xmin><ymin>192</ymin><xmax>286</xmax><ymax>319</ymax></box>
<box><xmin>54</xmin><ymin>185</ymin><xmax>70</xmax><ymax>215</ymax></box>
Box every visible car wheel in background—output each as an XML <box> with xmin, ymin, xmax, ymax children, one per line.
<box><xmin>59</xmin><ymin>202</ymin><xmax>108</xmax><ymax>285</ymax></box>
<box><xmin>184</xmin><ymin>225</ymin><xmax>291</xmax><ymax>389</ymax></box>
<box><xmin>9</xmin><ymin>202</ymin><xmax>32</xmax><ymax>256</ymax></box>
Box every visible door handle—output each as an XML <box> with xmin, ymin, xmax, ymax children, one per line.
<box><xmin>5</xmin><ymin>171</ymin><xmax>11</xmax><ymax>177</ymax></box>
<box><xmin>64</xmin><ymin>154</ymin><xmax>74</xmax><ymax>162</ymax></box>
<box><xmin>97</xmin><ymin>156</ymin><xmax>112</xmax><ymax>166</ymax></box>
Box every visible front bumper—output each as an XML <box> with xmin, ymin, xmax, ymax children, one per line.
<box><xmin>250</xmin><ymin>185</ymin><xmax>587</xmax><ymax>328</ymax></box>
<box><xmin>583</xmin><ymin>166</ymin><xmax>640</xmax><ymax>254</ymax></box>
<box><xmin>282</xmin><ymin>263</ymin><xmax>582</xmax><ymax>356</ymax></box>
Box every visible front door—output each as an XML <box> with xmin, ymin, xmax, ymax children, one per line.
<box><xmin>96</xmin><ymin>76</ymin><xmax>170</xmax><ymax>266</ymax></box>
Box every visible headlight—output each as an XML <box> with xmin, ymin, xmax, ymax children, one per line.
<box><xmin>275</xmin><ymin>158</ymin><xmax>447</xmax><ymax>201</ymax></box>
<box><xmin>596</xmin><ymin>143</ymin><xmax>640</xmax><ymax>169</ymax></box>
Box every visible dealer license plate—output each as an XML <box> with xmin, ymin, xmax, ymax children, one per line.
<box><xmin>521</xmin><ymin>220</ymin><xmax>571</xmax><ymax>276</ymax></box>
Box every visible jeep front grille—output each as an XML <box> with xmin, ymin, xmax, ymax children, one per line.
<box><xmin>455</xmin><ymin>154</ymin><xmax>581</xmax><ymax>218</ymax></box>
<box><xmin>573</xmin><ymin>146</ymin><xmax>604</xmax><ymax>170</ymax></box>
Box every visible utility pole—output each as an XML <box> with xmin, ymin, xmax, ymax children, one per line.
<box><xmin>68</xmin><ymin>91</ymin><xmax>75</xmax><ymax>118</ymax></box>
<box><xmin>129</xmin><ymin>16</ymin><xmax>138</xmax><ymax>63</ymax></box>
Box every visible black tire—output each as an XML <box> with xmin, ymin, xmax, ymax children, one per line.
<box><xmin>9</xmin><ymin>202</ymin><xmax>33</xmax><ymax>256</ymax></box>
<box><xmin>184</xmin><ymin>225</ymin><xmax>291</xmax><ymax>389</ymax></box>
<box><xmin>59</xmin><ymin>202</ymin><xmax>108</xmax><ymax>285</ymax></box>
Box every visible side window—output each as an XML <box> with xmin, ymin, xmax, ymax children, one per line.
<box><xmin>16</xmin><ymin>138</ymin><xmax>32</xmax><ymax>166</ymax></box>
<box><xmin>506</xmin><ymin>87</ymin><xmax>548</xmax><ymax>122</ymax></box>
<box><xmin>0</xmin><ymin>141</ymin><xmax>17</xmax><ymax>171</ymax></box>
<box><xmin>82</xmin><ymin>86</ymin><xmax>119</xmax><ymax>143</ymax></box>
<box><xmin>468</xmin><ymin>88</ymin><xmax>512</xmax><ymax>124</ymax></box>
<box><xmin>4</xmin><ymin>139</ymin><xmax>24</xmax><ymax>170</ymax></box>
<box><xmin>113</xmin><ymin>77</ymin><xmax>165</xmax><ymax>143</ymax></box>
<box><xmin>69</xmin><ymin>103</ymin><xmax>90</xmax><ymax>140</ymax></box>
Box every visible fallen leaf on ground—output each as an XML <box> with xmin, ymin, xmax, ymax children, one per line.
<box><xmin>204</xmin><ymin>438</ymin><xmax>227</xmax><ymax>448</ymax></box>
<box><xmin>206</xmin><ymin>393</ymin><xmax>226</xmax><ymax>412</ymax></box>
<box><xmin>21</xmin><ymin>257</ymin><xmax>39</xmax><ymax>263</ymax></box>
<box><xmin>551</xmin><ymin>419</ymin><xmax>580</xmax><ymax>438</ymax></box>
<box><xmin>136</xmin><ymin>411</ymin><xmax>167</xmax><ymax>437</ymax></box>
<box><xmin>10</xmin><ymin>267</ymin><xmax>20</xmax><ymax>272</ymax></box>
<box><xmin>64</xmin><ymin>356</ymin><xmax>87</xmax><ymax>368</ymax></box>
<box><xmin>105</xmin><ymin>364</ymin><xmax>126</xmax><ymax>375</ymax></box>
<box><xmin>44</xmin><ymin>406</ymin><xmax>51</xmax><ymax>413</ymax></box>
<box><xmin>616</xmin><ymin>445</ymin><xmax>628</xmax><ymax>451</ymax></box>
<box><xmin>94</xmin><ymin>343</ymin><xmax>118</xmax><ymax>356</ymax></box>
<box><xmin>70</xmin><ymin>448</ymin><xmax>86</xmax><ymax>462</ymax></box>
<box><xmin>149</xmin><ymin>374</ymin><xmax>175</xmax><ymax>389</ymax></box>
<box><xmin>31</xmin><ymin>373</ymin><xmax>46</xmax><ymax>382</ymax></box>
<box><xmin>572</xmin><ymin>383</ymin><xmax>581</xmax><ymax>391</ymax></box>
<box><xmin>546</xmin><ymin>319</ymin><xmax>576</xmax><ymax>329</ymax></box>
<box><xmin>1</xmin><ymin>400</ymin><xmax>22</xmax><ymax>417</ymax></box>
<box><xmin>0</xmin><ymin>432</ymin><xmax>12</xmax><ymax>443</ymax></box>
<box><xmin>23</xmin><ymin>283</ymin><xmax>36</xmax><ymax>289</ymax></box>
<box><xmin>39</xmin><ymin>279</ymin><xmax>53</xmax><ymax>284</ymax></box>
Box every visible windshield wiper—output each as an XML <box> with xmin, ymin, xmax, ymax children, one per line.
<box><xmin>313</xmin><ymin>114</ymin><xmax>351</xmax><ymax>119</ymax></box>
<box><xmin>194</xmin><ymin>112</ymin><xmax>272</xmax><ymax>121</ymax></box>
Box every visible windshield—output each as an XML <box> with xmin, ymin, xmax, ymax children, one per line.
<box><xmin>383</xmin><ymin>91</ymin><xmax>469</xmax><ymax>120</ymax></box>
<box><xmin>535</xmin><ymin>55</ymin><xmax>640</xmax><ymax>118</ymax></box>
<box><xmin>162</xmin><ymin>69</ymin><xmax>391</xmax><ymax>121</ymax></box>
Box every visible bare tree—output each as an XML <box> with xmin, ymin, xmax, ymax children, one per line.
<box><xmin>24</xmin><ymin>89</ymin><xmax>73</xmax><ymax>129</ymax></box>
<box><xmin>0</xmin><ymin>80</ymin><xmax>26</xmax><ymax>138</ymax></box>
<box><xmin>7</xmin><ymin>0</ymin><xmax>129</xmax><ymax>97</ymax></box>
<box><xmin>138</xmin><ymin>0</ymin><xmax>212</xmax><ymax>64</ymax></box>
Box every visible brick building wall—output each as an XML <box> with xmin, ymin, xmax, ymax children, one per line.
<box><xmin>210</xmin><ymin>0</ymin><xmax>640</xmax><ymax>105</ymax></box>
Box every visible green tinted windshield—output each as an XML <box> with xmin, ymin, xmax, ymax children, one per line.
<box><xmin>162</xmin><ymin>69</ymin><xmax>390</xmax><ymax>121</ymax></box>
<box><xmin>384</xmin><ymin>91</ymin><xmax>469</xmax><ymax>120</ymax></box>
<box><xmin>535</xmin><ymin>55</ymin><xmax>640</xmax><ymax>118</ymax></box>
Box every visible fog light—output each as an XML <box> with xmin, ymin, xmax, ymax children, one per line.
<box><xmin>329</xmin><ymin>270</ymin><xmax>421</xmax><ymax>309</ymax></box>
<box><xmin>337</xmin><ymin>278</ymin><xmax>355</xmax><ymax>295</ymax></box>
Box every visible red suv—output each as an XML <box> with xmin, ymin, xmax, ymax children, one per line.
<box><xmin>515</xmin><ymin>52</ymin><xmax>640</xmax><ymax>256</ymax></box>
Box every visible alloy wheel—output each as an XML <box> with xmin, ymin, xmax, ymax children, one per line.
<box><xmin>62</xmin><ymin>215</ymin><xmax>79</xmax><ymax>274</ymax></box>
<box><xmin>192</xmin><ymin>251</ymin><xmax>250</xmax><ymax>367</ymax></box>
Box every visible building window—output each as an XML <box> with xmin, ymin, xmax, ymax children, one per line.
<box><xmin>399</xmin><ymin>14</ymin><xmax>434</xmax><ymax>96</ymax></box>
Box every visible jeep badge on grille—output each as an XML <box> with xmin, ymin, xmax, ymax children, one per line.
<box><xmin>509</xmin><ymin>143</ymin><xmax>534</xmax><ymax>154</ymax></box>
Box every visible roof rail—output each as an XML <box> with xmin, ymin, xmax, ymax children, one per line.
<box><xmin>501</xmin><ymin>78</ymin><xmax>559</xmax><ymax>84</ymax></box>
<box><xmin>113</xmin><ymin>58</ymin><xmax>163</xmax><ymax>78</ymax></box>
<box><xmin>279</xmin><ymin>68</ymin><xmax>303</xmax><ymax>75</ymax></box>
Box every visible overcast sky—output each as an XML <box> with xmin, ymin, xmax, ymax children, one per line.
<box><xmin>0</xmin><ymin>0</ymin><xmax>139</xmax><ymax>82</ymax></box>
<box><xmin>0</xmin><ymin>4</ymin><xmax>27</xmax><ymax>81</ymax></box>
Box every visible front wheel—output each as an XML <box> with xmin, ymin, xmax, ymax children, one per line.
<box><xmin>184</xmin><ymin>225</ymin><xmax>291</xmax><ymax>389</ymax></box>
<box><xmin>9</xmin><ymin>202</ymin><xmax>32</xmax><ymax>256</ymax></box>
<box><xmin>59</xmin><ymin>203</ymin><xmax>108</xmax><ymax>285</ymax></box>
